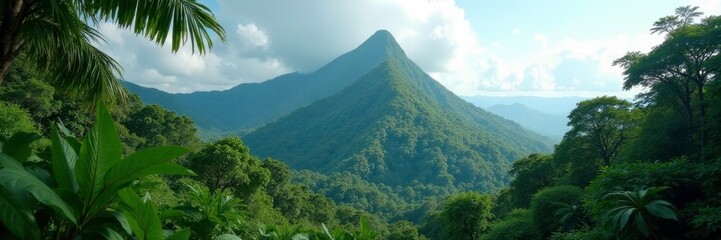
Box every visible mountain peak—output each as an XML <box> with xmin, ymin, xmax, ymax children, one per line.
<box><xmin>354</xmin><ymin>29</ymin><xmax>406</xmax><ymax>58</ymax></box>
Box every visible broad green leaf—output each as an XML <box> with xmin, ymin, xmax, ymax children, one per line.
<box><xmin>76</xmin><ymin>102</ymin><xmax>122</xmax><ymax>206</ymax></box>
<box><xmin>82</xmin><ymin>225</ymin><xmax>124</xmax><ymax>240</ymax></box>
<box><xmin>166</xmin><ymin>229</ymin><xmax>191</xmax><ymax>240</ymax></box>
<box><xmin>51</xmin><ymin>125</ymin><xmax>79</xmax><ymax>192</ymax></box>
<box><xmin>0</xmin><ymin>168</ymin><xmax>77</xmax><ymax>224</ymax></box>
<box><xmin>118</xmin><ymin>188</ymin><xmax>163</xmax><ymax>240</ymax></box>
<box><xmin>159</xmin><ymin>209</ymin><xmax>185</xmax><ymax>220</ymax></box>
<box><xmin>0</xmin><ymin>153</ymin><xmax>23</xmax><ymax>169</ymax></box>
<box><xmin>647</xmin><ymin>201</ymin><xmax>678</xmax><ymax>220</ymax></box>
<box><xmin>635</xmin><ymin>213</ymin><xmax>650</xmax><ymax>237</ymax></box>
<box><xmin>109</xmin><ymin>209</ymin><xmax>134</xmax><ymax>236</ymax></box>
<box><xmin>1</xmin><ymin>132</ymin><xmax>40</xmax><ymax>162</ymax></box>
<box><xmin>619</xmin><ymin>208</ymin><xmax>635</xmax><ymax>230</ymax></box>
<box><xmin>104</xmin><ymin>146</ymin><xmax>191</xmax><ymax>188</ymax></box>
<box><xmin>0</xmin><ymin>186</ymin><xmax>40</xmax><ymax>240</ymax></box>
<box><xmin>214</xmin><ymin>234</ymin><xmax>243</xmax><ymax>240</ymax></box>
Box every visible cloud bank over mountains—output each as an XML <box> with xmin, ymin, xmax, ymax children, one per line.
<box><xmin>97</xmin><ymin>0</ymin><xmax>718</xmax><ymax>97</ymax></box>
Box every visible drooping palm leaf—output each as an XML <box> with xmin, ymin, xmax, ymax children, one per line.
<box><xmin>84</xmin><ymin>0</ymin><xmax>226</xmax><ymax>54</ymax></box>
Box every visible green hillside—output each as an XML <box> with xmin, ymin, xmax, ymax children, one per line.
<box><xmin>244</xmin><ymin>55</ymin><xmax>553</xmax><ymax>200</ymax></box>
<box><xmin>126</xmin><ymin>30</ymin><xmax>405</xmax><ymax>131</ymax></box>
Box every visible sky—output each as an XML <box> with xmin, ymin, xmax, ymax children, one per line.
<box><xmin>99</xmin><ymin>0</ymin><xmax>721</xmax><ymax>98</ymax></box>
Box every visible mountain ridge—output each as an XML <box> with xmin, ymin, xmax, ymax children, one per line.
<box><xmin>244</xmin><ymin>52</ymin><xmax>553</xmax><ymax>195</ymax></box>
<box><xmin>125</xmin><ymin>30</ymin><xmax>406</xmax><ymax>131</ymax></box>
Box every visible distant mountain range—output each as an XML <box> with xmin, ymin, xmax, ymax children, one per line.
<box><xmin>462</xmin><ymin>95</ymin><xmax>587</xmax><ymax>116</ymax></box>
<box><xmin>485</xmin><ymin>103</ymin><xmax>569</xmax><ymax>142</ymax></box>
<box><xmin>126</xmin><ymin>30</ymin><xmax>555</xmax><ymax>204</ymax></box>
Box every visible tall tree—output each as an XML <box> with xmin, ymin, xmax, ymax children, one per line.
<box><xmin>507</xmin><ymin>154</ymin><xmax>555</xmax><ymax>208</ymax></box>
<box><xmin>441</xmin><ymin>192</ymin><xmax>494</xmax><ymax>240</ymax></box>
<box><xmin>555</xmin><ymin>96</ymin><xmax>641</xmax><ymax>186</ymax></box>
<box><xmin>615</xmin><ymin>6</ymin><xmax>720</xmax><ymax>159</ymax></box>
<box><xmin>189</xmin><ymin>137</ymin><xmax>270</xmax><ymax>197</ymax></box>
<box><xmin>561</xmin><ymin>96</ymin><xmax>641</xmax><ymax>166</ymax></box>
<box><xmin>0</xmin><ymin>0</ymin><xmax>225</xmax><ymax>101</ymax></box>
<box><xmin>123</xmin><ymin>104</ymin><xmax>200</xmax><ymax>148</ymax></box>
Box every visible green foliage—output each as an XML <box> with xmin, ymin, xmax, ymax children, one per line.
<box><xmin>0</xmin><ymin>101</ymin><xmax>194</xmax><ymax>239</ymax></box>
<box><xmin>687</xmin><ymin>206</ymin><xmax>721</xmax><ymax>239</ymax></box>
<box><xmin>585</xmin><ymin>160</ymin><xmax>695</xmax><ymax>214</ymax></box>
<box><xmin>508</xmin><ymin>154</ymin><xmax>556</xmax><ymax>208</ymax></box>
<box><xmin>316</xmin><ymin>216</ymin><xmax>380</xmax><ymax>240</ymax></box>
<box><xmin>259</xmin><ymin>225</ymin><xmax>309</xmax><ymax>240</ymax></box>
<box><xmin>441</xmin><ymin>192</ymin><xmax>494</xmax><ymax>240</ymax></box>
<box><xmin>189</xmin><ymin>137</ymin><xmax>270</xmax><ymax>196</ymax></box>
<box><xmin>548</xmin><ymin>227</ymin><xmax>609</xmax><ymax>240</ymax></box>
<box><xmin>123</xmin><ymin>105</ymin><xmax>200</xmax><ymax>148</ymax></box>
<box><xmin>0</xmin><ymin>102</ymin><xmax>36</xmax><ymax>140</ymax></box>
<box><xmin>601</xmin><ymin>187</ymin><xmax>678</xmax><ymax>238</ymax></box>
<box><xmin>555</xmin><ymin>96</ymin><xmax>641</xmax><ymax>186</ymax></box>
<box><xmin>530</xmin><ymin>185</ymin><xmax>585</xmax><ymax>238</ymax></box>
<box><xmin>0</xmin><ymin>77</ymin><xmax>58</xmax><ymax>123</ymax></box>
<box><xmin>480</xmin><ymin>209</ymin><xmax>537</xmax><ymax>240</ymax></box>
<box><xmin>616</xmin><ymin>8</ymin><xmax>721</xmax><ymax>161</ymax></box>
<box><xmin>384</xmin><ymin>221</ymin><xmax>426</xmax><ymax>240</ymax></box>
<box><xmin>175</xmin><ymin>181</ymin><xmax>244</xmax><ymax>239</ymax></box>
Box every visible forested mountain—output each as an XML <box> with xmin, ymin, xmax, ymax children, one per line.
<box><xmin>125</xmin><ymin>30</ymin><xmax>406</xmax><ymax>131</ymax></box>
<box><xmin>486</xmin><ymin>103</ymin><xmax>569</xmax><ymax>142</ymax></box>
<box><xmin>244</xmin><ymin>40</ymin><xmax>553</xmax><ymax>200</ymax></box>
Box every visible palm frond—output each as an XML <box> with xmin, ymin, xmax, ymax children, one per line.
<box><xmin>20</xmin><ymin>16</ymin><xmax>124</xmax><ymax>103</ymax></box>
<box><xmin>85</xmin><ymin>0</ymin><xmax>226</xmax><ymax>54</ymax></box>
<box><xmin>14</xmin><ymin>0</ymin><xmax>125</xmax><ymax>103</ymax></box>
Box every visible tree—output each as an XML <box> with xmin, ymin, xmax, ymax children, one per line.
<box><xmin>555</xmin><ymin>96</ymin><xmax>641</xmax><ymax>185</ymax></box>
<box><xmin>508</xmin><ymin>154</ymin><xmax>556</xmax><ymax>208</ymax></box>
<box><xmin>602</xmin><ymin>187</ymin><xmax>678</xmax><ymax>239</ymax></box>
<box><xmin>441</xmin><ymin>192</ymin><xmax>494</xmax><ymax>240</ymax></box>
<box><xmin>480</xmin><ymin>209</ymin><xmax>537</xmax><ymax>240</ymax></box>
<box><xmin>384</xmin><ymin>221</ymin><xmax>426</xmax><ymax>240</ymax></box>
<box><xmin>189</xmin><ymin>137</ymin><xmax>270</xmax><ymax>197</ymax></box>
<box><xmin>615</xmin><ymin>6</ymin><xmax>720</xmax><ymax>159</ymax></box>
<box><xmin>123</xmin><ymin>104</ymin><xmax>200</xmax><ymax>148</ymax></box>
<box><xmin>0</xmin><ymin>0</ymin><xmax>226</xmax><ymax>102</ymax></box>
<box><xmin>0</xmin><ymin>101</ymin><xmax>35</xmax><ymax>140</ymax></box>
<box><xmin>566</xmin><ymin>96</ymin><xmax>640</xmax><ymax>166</ymax></box>
<box><xmin>530</xmin><ymin>185</ymin><xmax>585</xmax><ymax>238</ymax></box>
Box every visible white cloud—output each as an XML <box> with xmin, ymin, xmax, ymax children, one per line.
<box><xmin>236</xmin><ymin>23</ymin><xmax>270</xmax><ymax>49</ymax></box>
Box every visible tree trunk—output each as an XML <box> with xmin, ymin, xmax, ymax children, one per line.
<box><xmin>697</xmin><ymin>80</ymin><xmax>706</xmax><ymax>160</ymax></box>
<box><xmin>0</xmin><ymin>0</ymin><xmax>28</xmax><ymax>86</ymax></box>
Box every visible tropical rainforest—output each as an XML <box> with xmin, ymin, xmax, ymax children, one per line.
<box><xmin>0</xmin><ymin>2</ymin><xmax>720</xmax><ymax>240</ymax></box>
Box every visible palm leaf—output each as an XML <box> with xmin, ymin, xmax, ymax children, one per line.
<box><xmin>19</xmin><ymin>2</ymin><xmax>124</xmax><ymax>103</ymax></box>
<box><xmin>85</xmin><ymin>0</ymin><xmax>226</xmax><ymax>54</ymax></box>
